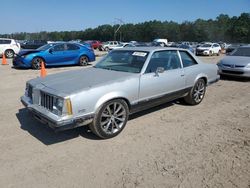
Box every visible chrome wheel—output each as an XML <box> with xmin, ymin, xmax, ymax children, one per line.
<box><xmin>100</xmin><ymin>102</ymin><xmax>126</xmax><ymax>134</ymax></box>
<box><xmin>193</xmin><ymin>80</ymin><xmax>205</xmax><ymax>103</ymax></box>
<box><xmin>32</xmin><ymin>57</ymin><xmax>43</xmax><ymax>70</ymax></box>
<box><xmin>5</xmin><ymin>50</ymin><xmax>14</xmax><ymax>58</ymax></box>
<box><xmin>79</xmin><ymin>55</ymin><xmax>89</xmax><ymax>66</ymax></box>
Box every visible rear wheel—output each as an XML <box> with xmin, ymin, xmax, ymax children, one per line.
<box><xmin>31</xmin><ymin>57</ymin><xmax>43</xmax><ymax>70</ymax></box>
<box><xmin>184</xmin><ymin>79</ymin><xmax>206</xmax><ymax>105</ymax></box>
<box><xmin>89</xmin><ymin>99</ymin><xmax>129</xmax><ymax>139</ymax></box>
<box><xmin>5</xmin><ymin>49</ymin><xmax>14</xmax><ymax>58</ymax></box>
<box><xmin>79</xmin><ymin>55</ymin><xmax>89</xmax><ymax>66</ymax></box>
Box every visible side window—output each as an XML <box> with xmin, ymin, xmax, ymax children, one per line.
<box><xmin>179</xmin><ymin>51</ymin><xmax>198</xmax><ymax>68</ymax></box>
<box><xmin>53</xmin><ymin>44</ymin><xmax>65</xmax><ymax>52</ymax></box>
<box><xmin>0</xmin><ymin>40</ymin><xmax>11</xmax><ymax>44</ymax></box>
<box><xmin>0</xmin><ymin>40</ymin><xmax>3</xmax><ymax>44</ymax></box>
<box><xmin>67</xmin><ymin>44</ymin><xmax>80</xmax><ymax>51</ymax></box>
<box><xmin>145</xmin><ymin>50</ymin><xmax>181</xmax><ymax>73</ymax></box>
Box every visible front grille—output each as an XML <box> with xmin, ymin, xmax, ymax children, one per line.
<box><xmin>28</xmin><ymin>85</ymin><xmax>33</xmax><ymax>99</ymax></box>
<box><xmin>40</xmin><ymin>91</ymin><xmax>54</xmax><ymax>111</ymax></box>
<box><xmin>222</xmin><ymin>70</ymin><xmax>244</xmax><ymax>75</ymax></box>
<box><xmin>222</xmin><ymin>64</ymin><xmax>245</xmax><ymax>68</ymax></box>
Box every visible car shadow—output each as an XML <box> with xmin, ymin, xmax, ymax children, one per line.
<box><xmin>16</xmin><ymin>108</ymin><xmax>100</xmax><ymax>145</ymax></box>
<box><xmin>17</xmin><ymin>100</ymin><xmax>182</xmax><ymax>145</ymax></box>
<box><xmin>220</xmin><ymin>75</ymin><xmax>250</xmax><ymax>82</ymax></box>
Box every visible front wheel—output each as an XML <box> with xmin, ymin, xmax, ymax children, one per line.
<box><xmin>89</xmin><ymin>99</ymin><xmax>129</xmax><ymax>139</ymax></box>
<box><xmin>31</xmin><ymin>57</ymin><xmax>44</xmax><ymax>70</ymax></box>
<box><xmin>184</xmin><ymin>79</ymin><xmax>206</xmax><ymax>105</ymax></box>
<box><xmin>79</xmin><ymin>55</ymin><xmax>89</xmax><ymax>66</ymax></box>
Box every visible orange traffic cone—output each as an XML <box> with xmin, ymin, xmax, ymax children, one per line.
<box><xmin>2</xmin><ymin>53</ymin><xmax>8</xmax><ymax>65</ymax></box>
<box><xmin>40</xmin><ymin>61</ymin><xmax>47</xmax><ymax>78</ymax></box>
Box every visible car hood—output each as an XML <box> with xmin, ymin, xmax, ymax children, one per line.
<box><xmin>220</xmin><ymin>56</ymin><xmax>250</xmax><ymax>66</ymax></box>
<box><xmin>18</xmin><ymin>49</ymin><xmax>41</xmax><ymax>56</ymax></box>
<box><xmin>197</xmin><ymin>47</ymin><xmax>210</xmax><ymax>50</ymax></box>
<box><xmin>29</xmin><ymin>67</ymin><xmax>136</xmax><ymax>95</ymax></box>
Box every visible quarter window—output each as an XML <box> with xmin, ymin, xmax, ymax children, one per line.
<box><xmin>179</xmin><ymin>51</ymin><xmax>198</xmax><ymax>67</ymax></box>
<box><xmin>67</xmin><ymin>44</ymin><xmax>80</xmax><ymax>50</ymax></box>
<box><xmin>145</xmin><ymin>50</ymin><xmax>181</xmax><ymax>73</ymax></box>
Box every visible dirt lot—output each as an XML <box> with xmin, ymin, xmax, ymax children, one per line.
<box><xmin>0</xmin><ymin>54</ymin><xmax>249</xmax><ymax>188</ymax></box>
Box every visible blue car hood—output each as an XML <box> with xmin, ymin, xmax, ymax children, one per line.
<box><xmin>18</xmin><ymin>49</ymin><xmax>41</xmax><ymax>56</ymax></box>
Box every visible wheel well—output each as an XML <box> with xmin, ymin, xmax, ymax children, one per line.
<box><xmin>199</xmin><ymin>77</ymin><xmax>207</xmax><ymax>85</ymax></box>
<box><xmin>32</xmin><ymin>56</ymin><xmax>46</xmax><ymax>65</ymax></box>
<box><xmin>107</xmin><ymin>97</ymin><xmax>131</xmax><ymax>110</ymax></box>
<box><xmin>5</xmin><ymin>49</ymin><xmax>14</xmax><ymax>54</ymax></box>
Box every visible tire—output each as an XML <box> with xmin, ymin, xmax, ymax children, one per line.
<box><xmin>89</xmin><ymin>99</ymin><xmax>129</xmax><ymax>139</ymax></box>
<box><xmin>184</xmin><ymin>79</ymin><xmax>206</xmax><ymax>105</ymax></box>
<box><xmin>217</xmin><ymin>50</ymin><xmax>221</xmax><ymax>56</ymax></box>
<box><xmin>79</xmin><ymin>55</ymin><xmax>89</xmax><ymax>66</ymax></box>
<box><xmin>209</xmin><ymin>51</ymin><xmax>213</xmax><ymax>56</ymax></box>
<box><xmin>31</xmin><ymin>57</ymin><xmax>44</xmax><ymax>70</ymax></box>
<box><xmin>5</xmin><ymin>49</ymin><xmax>14</xmax><ymax>58</ymax></box>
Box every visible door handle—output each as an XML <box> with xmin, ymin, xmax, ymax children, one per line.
<box><xmin>181</xmin><ymin>74</ymin><xmax>185</xmax><ymax>77</ymax></box>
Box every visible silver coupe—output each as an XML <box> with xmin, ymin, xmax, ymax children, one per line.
<box><xmin>21</xmin><ymin>47</ymin><xmax>219</xmax><ymax>138</ymax></box>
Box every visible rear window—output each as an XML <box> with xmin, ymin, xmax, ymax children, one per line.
<box><xmin>0</xmin><ymin>39</ymin><xmax>11</xmax><ymax>44</ymax></box>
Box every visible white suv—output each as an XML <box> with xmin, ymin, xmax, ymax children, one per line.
<box><xmin>196</xmin><ymin>43</ymin><xmax>221</xmax><ymax>56</ymax></box>
<box><xmin>102</xmin><ymin>41</ymin><xmax>120</xmax><ymax>51</ymax></box>
<box><xmin>0</xmin><ymin>38</ymin><xmax>21</xmax><ymax>58</ymax></box>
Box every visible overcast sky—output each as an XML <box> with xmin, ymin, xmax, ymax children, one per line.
<box><xmin>1</xmin><ymin>0</ymin><xmax>249</xmax><ymax>34</ymax></box>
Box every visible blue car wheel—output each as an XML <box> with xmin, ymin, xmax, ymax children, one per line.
<box><xmin>32</xmin><ymin>57</ymin><xmax>44</xmax><ymax>70</ymax></box>
<box><xmin>79</xmin><ymin>55</ymin><xmax>89</xmax><ymax>66</ymax></box>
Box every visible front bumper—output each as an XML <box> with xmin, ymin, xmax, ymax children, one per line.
<box><xmin>12</xmin><ymin>57</ymin><xmax>31</xmax><ymax>68</ymax></box>
<box><xmin>21</xmin><ymin>95</ymin><xmax>94</xmax><ymax>131</ymax></box>
<box><xmin>218</xmin><ymin>67</ymin><xmax>250</xmax><ymax>78</ymax></box>
<box><xmin>196</xmin><ymin>50</ymin><xmax>210</xmax><ymax>56</ymax></box>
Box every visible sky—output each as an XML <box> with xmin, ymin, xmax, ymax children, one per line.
<box><xmin>1</xmin><ymin>0</ymin><xmax>249</xmax><ymax>34</ymax></box>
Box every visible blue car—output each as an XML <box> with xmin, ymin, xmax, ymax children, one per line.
<box><xmin>13</xmin><ymin>42</ymin><xmax>95</xmax><ymax>69</ymax></box>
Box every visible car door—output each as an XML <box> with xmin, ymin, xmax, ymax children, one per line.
<box><xmin>139</xmin><ymin>50</ymin><xmax>186</xmax><ymax>103</ymax></box>
<box><xmin>64</xmin><ymin>44</ymin><xmax>81</xmax><ymax>64</ymax></box>
<box><xmin>44</xmin><ymin>44</ymin><xmax>66</xmax><ymax>65</ymax></box>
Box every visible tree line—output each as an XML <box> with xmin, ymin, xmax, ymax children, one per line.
<box><xmin>1</xmin><ymin>13</ymin><xmax>249</xmax><ymax>43</ymax></box>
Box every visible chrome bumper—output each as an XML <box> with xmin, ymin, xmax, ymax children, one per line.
<box><xmin>21</xmin><ymin>95</ymin><xmax>94</xmax><ymax>131</ymax></box>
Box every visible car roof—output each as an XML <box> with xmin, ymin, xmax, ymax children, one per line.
<box><xmin>114</xmin><ymin>47</ymin><xmax>184</xmax><ymax>52</ymax></box>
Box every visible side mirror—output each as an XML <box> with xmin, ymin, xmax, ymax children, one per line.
<box><xmin>155</xmin><ymin>67</ymin><xmax>165</xmax><ymax>76</ymax></box>
<box><xmin>49</xmin><ymin>49</ymin><xmax>53</xmax><ymax>53</ymax></box>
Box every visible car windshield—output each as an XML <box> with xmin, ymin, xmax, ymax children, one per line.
<box><xmin>230</xmin><ymin>47</ymin><xmax>250</xmax><ymax>57</ymax></box>
<box><xmin>94</xmin><ymin>50</ymin><xmax>149</xmax><ymax>73</ymax></box>
<box><xmin>201</xmin><ymin>44</ymin><xmax>212</xmax><ymax>48</ymax></box>
<box><xmin>37</xmin><ymin>43</ymin><xmax>55</xmax><ymax>51</ymax></box>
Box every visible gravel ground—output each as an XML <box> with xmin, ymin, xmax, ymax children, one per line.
<box><xmin>0</xmin><ymin>54</ymin><xmax>249</xmax><ymax>188</ymax></box>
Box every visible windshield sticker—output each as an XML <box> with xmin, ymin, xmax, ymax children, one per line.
<box><xmin>132</xmin><ymin>52</ymin><xmax>147</xmax><ymax>57</ymax></box>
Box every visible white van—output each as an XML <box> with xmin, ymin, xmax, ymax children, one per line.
<box><xmin>0</xmin><ymin>38</ymin><xmax>21</xmax><ymax>58</ymax></box>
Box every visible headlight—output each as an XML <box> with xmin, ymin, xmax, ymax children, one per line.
<box><xmin>52</xmin><ymin>97</ymin><xmax>73</xmax><ymax>116</ymax></box>
<box><xmin>246</xmin><ymin>64</ymin><xmax>250</xmax><ymax>68</ymax></box>
<box><xmin>52</xmin><ymin>98</ymin><xmax>64</xmax><ymax>115</ymax></box>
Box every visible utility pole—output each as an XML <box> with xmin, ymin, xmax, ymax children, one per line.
<box><xmin>114</xmin><ymin>18</ymin><xmax>124</xmax><ymax>41</ymax></box>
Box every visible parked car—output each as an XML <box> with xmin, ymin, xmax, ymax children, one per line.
<box><xmin>13</xmin><ymin>43</ymin><xmax>95</xmax><ymax>69</ymax></box>
<box><xmin>196</xmin><ymin>43</ymin><xmax>221</xmax><ymax>56</ymax></box>
<box><xmin>0</xmin><ymin>38</ymin><xmax>21</xmax><ymax>58</ymax></box>
<box><xmin>21</xmin><ymin>47</ymin><xmax>219</xmax><ymax>138</ymax></box>
<box><xmin>21</xmin><ymin>40</ymin><xmax>48</xmax><ymax>49</ymax></box>
<box><xmin>225</xmin><ymin>43</ymin><xmax>246</xmax><ymax>54</ymax></box>
<box><xmin>153</xmin><ymin>39</ymin><xmax>168</xmax><ymax>47</ymax></box>
<box><xmin>178</xmin><ymin>44</ymin><xmax>195</xmax><ymax>54</ymax></box>
<box><xmin>99</xmin><ymin>41</ymin><xmax>121</xmax><ymax>51</ymax></box>
<box><xmin>84</xmin><ymin>40</ymin><xmax>102</xmax><ymax>49</ymax></box>
<box><xmin>217</xmin><ymin>45</ymin><xmax>250</xmax><ymax>78</ymax></box>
